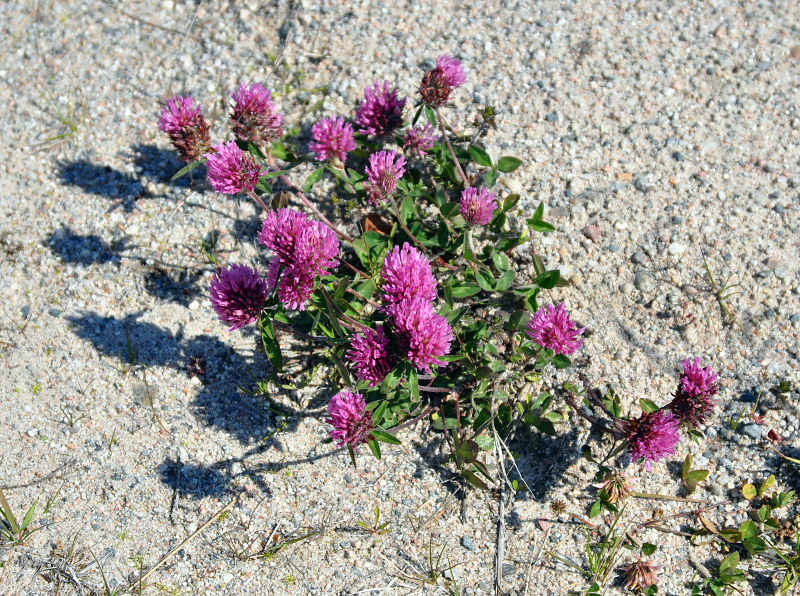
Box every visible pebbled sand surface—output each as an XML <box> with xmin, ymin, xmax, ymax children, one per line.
<box><xmin>1</xmin><ymin>1</ymin><xmax>799</xmax><ymax>594</ymax></box>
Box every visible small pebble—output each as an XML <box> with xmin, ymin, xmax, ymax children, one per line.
<box><xmin>582</xmin><ymin>225</ymin><xmax>601</xmax><ymax>243</ymax></box>
<box><xmin>667</xmin><ymin>243</ymin><xmax>686</xmax><ymax>256</ymax></box>
<box><xmin>635</xmin><ymin>273</ymin><xmax>655</xmax><ymax>292</ymax></box>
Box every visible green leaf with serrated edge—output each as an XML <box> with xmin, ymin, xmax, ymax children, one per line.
<box><xmin>552</xmin><ymin>354</ymin><xmax>571</xmax><ymax>369</ymax></box>
<box><xmin>491</xmin><ymin>251</ymin><xmax>509</xmax><ymax>272</ymax></box>
<box><xmin>462</xmin><ymin>470</ymin><xmax>489</xmax><ymax>491</ymax></box>
<box><xmin>529</xmin><ymin>219</ymin><xmax>556</xmax><ymax>233</ymax></box>
<box><xmin>468</xmin><ymin>145</ymin><xmax>492</xmax><ymax>168</ymax></box>
<box><xmin>719</xmin><ymin>552</ymin><xmax>739</xmax><ymax>574</ymax></box>
<box><xmin>475</xmin><ymin>269</ymin><xmax>495</xmax><ymax>292</ymax></box>
<box><xmin>474</xmin><ymin>434</ymin><xmax>494</xmax><ymax>451</ymax></box>
<box><xmin>493</xmin><ymin>270</ymin><xmax>515</xmax><ymax>292</ymax></box>
<box><xmin>589</xmin><ymin>500</ymin><xmax>602</xmax><ymax>518</ymax></box>
<box><xmin>743</xmin><ymin>536</ymin><xmax>766</xmax><ymax>556</ymax></box>
<box><xmin>304</xmin><ymin>167</ymin><xmax>325</xmax><ymax>193</ymax></box>
<box><xmin>484</xmin><ymin>167</ymin><xmax>498</xmax><ymax>188</ymax></box>
<box><xmin>371</xmin><ymin>401</ymin><xmax>387</xmax><ymax>425</ymax></box>
<box><xmin>641</xmin><ymin>543</ymin><xmax>657</xmax><ymax>556</ymax></box>
<box><xmin>260</xmin><ymin>317</ymin><xmax>283</xmax><ymax>371</ymax></box>
<box><xmin>502</xmin><ymin>193</ymin><xmax>520</xmax><ymax>212</ymax></box>
<box><xmin>449</xmin><ymin>283</ymin><xmax>481</xmax><ymax>298</ymax></box>
<box><xmin>639</xmin><ymin>398</ymin><xmax>659</xmax><ymax>413</ymax></box>
<box><xmin>497</xmin><ymin>156</ymin><xmax>523</xmax><ymax>173</ymax></box>
<box><xmin>738</xmin><ymin>520</ymin><xmax>757</xmax><ymax>539</ymax></box>
<box><xmin>371</xmin><ymin>428</ymin><xmax>401</xmax><ymax>445</ymax></box>
<box><xmin>536</xmin><ymin>269</ymin><xmax>560</xmax><ymax>289</ymax></box>
<box><xmin>367</xmin><ymin>439</ymin><xmax>381</xmax><ymax>460</ymax></box>
<box><xmin>170</xmin><ymin>159</ymin><xmax>203</xmax><ymax>181</ymax></box>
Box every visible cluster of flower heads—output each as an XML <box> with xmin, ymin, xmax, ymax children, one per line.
<box><xmin>365</xmin><ymin>150</ymin><xmax>406</xmax><ymax>204</ymax></box>
<box><xmin>667</xmin><ymin>356</ymin><xmax>719</xmax><ymax>427</ymax></box>
<box><xmin>160</xmin><ymin>82</ymin><xmax>284</xmax><ymax>193</ymax></box>
<box><xmin>158</xmin><ymin>96</ymin><xmax>211</xmax><ymax>162</ymax></box>
<box><xmin>355</xmin><ymin>81</ymin><xmax>406</xmax><ymax>137</ymax></box>
<box><xmin>460</xmin><ymin>187</ymin><xmax>498</xmax><ymax>226</ymax></box>
<box><xmin>258</xmin><ymin>208</ymin><xmax>340</xmax><ymax>311</ymax></box>
<box><xmin>527</xmin><ymin>302</ymin><xmax>585</xmax><ymax>356</ymax></box>
<box><xmin>345</xmin><ymin>243</ymin><xmax>453</xmax><ymax>389</ymax></box>
<box><xmin>621</xmin><ymin>356</ymin><xmax>718</xmax><ymax>470</ymax></box>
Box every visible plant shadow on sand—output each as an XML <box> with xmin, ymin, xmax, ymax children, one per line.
<box><xmin>65</xmin><ymin>311</ymin><xmax>344</xmax><ymax>499</ymax></box>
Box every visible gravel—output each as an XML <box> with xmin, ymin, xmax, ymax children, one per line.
<box><xmin>1</xmin><ymin>1</ymin><xmax>799</xmax><ymax>595</ymax></box>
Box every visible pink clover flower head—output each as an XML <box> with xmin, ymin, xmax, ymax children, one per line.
<box><xmin>365</xmin><ymin>150</ymin><xmax>406</xmax><ymax>204</ymax></box>
<box><xmin>258</xmin><ymin>208</ymin><xmax>309</xmax><ymax>264</ymax></box>
<box><xmin>158</xmin><ymin>95</ymin><xmax>211</xmax><ymax>162</ymax></box>
<box><xmin>326</xmin><ymin>389</ymin><xmax>374</xmax><ymax>449</ymax></box>
<box><xmin>527</xmin><ymin>302</ymin><xmax>585</xmax><ymax>355</ymax></box>
<box><xmin>680</xmin><ymin>357</ymin><xmax>718</xmax><ymax>398</ymax></box>
<box><xmin>204</xmin><ymin>141</ymin><xmax>265</xmax><ymax>195</ymax></box>
<box><xmin>355</xmin><ymin>81</ymin><xmax>406</xmax><ymax>137</ymax></box>
<box><xmin>380</xmin><ymin>242</ymin><xmax>437</xmax><ymax>306</ymax></box>
<box><xmin>460</xmin><ymin>187</ymin><xmax>498</xmax><ymax>226</ymax></box>
<box><xmin>309</xmin><ymin>116</ymin><xmax>356</xmax><ymax>164</ymax></box>
<box><xmin>624</xmin><ymin>410</ymin><xmax>680</xmax><ymax>471</ymax></box>
<box><xmin>402</xmin><ymin>123</ymin><xmax>438</xmax><ymax>156</ymax></box>
<box><xmin>346</xmin><ymin>326</ymin><xmax>396</xmax><ymax>387</ymax></box>
<box><xmin>276</xmin><ymin>268</ymin><xmax>316</xmax><ymax>311</ymax></box>
<box><xmin>436</xmin><ymin>54</ymin><xmax>466</xmax><ymax>88</ymax></box>
<box><xmin>419</xmin><ymin>54</ymin><xmax>465</xmax><ymax>107</ymax></box>
<box><xmin>294</xmin><ymin>220</ymin><xmax>340</xmax><ymax>277</ymax></box>
<box><xmin>620</xmin><ymin>557</ymin><xmax>662</xmax><ymax>591</ymax></box>
<box><xmin>209</xmin><ymin>264</ymin><xmax>269</xmax><ymax>331</ymax></box>
<box><xmin>230</xmin><ymin>82</ymin><xmax>284</xmax><ymax>144</ymax></box>
<box><xmin>667</xmin><ymin>357</ymin><xmax>718</xmax><ymax>428</ymax></box>
<box><xmin>388</xmin><ymin>297</ymin><xmax>453</xmax><ymax>373</ymax></box>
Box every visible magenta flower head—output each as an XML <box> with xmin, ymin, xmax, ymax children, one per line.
<box><xmin>380</xmin><ymin>242</ymin><xmax>437</xmax><ymax>306</ymax></box>
<box><xmin>158</xmin><ymin>95</ymin><xmax>211</xmax><ymax>162</ymax></box>
<box><xmin>230</xmin><ymin>82</ymin><xmax>284</xmax><ymax>144</ymax></box>
<box><xmin>346</xmin><ymin>326</ymin><xmax>396</xmax><ymax>386</ymax></box>
<box><xmin>204</xmin><ymin>141</ymin><xmax>265</xmax><ymax>195</ymax></box>
<box><xmin>620</xmin><ymin>557</ymin><xmax>662</xmax><ymax>591</ymax></box>
<box><xmin>624</xmin><ymin>410</ymin><xmax>680</xmax><ymax>471</ymax></box>
<box><xmin>389</xmin><ymin>297</ymin><xmax>453</xmax><ymax>373</ymax></box>
<box><xmin>419</xmin><ymin>54</ymin><xmax>465</xmax><ymax>108</ymax></box>
<box><xmin>460</xmin><ymin>187</ymin><xmax>498</xmax><ymax>226</ymax></box>
<box><xmin>258</xmin><ymin>208</ymin><xmax>310</xmax><ymax>264</ymax></box>
<box><xmin>355</xmin><ymin>81</ymin><xmax>406</xmax><ymax>137</ymax></box>
<box><xmin>294</xmin><ymin>220</ymin><xmax>340</xmax><ymax>277</ymax></box>
<box><xmin>365</xmin><ymin>150</ymin><xmax>406</xmax><ymax>204</ymax></box>
<box><xmin>527</xmin><ymin>302</ymin><xmax>585</xmax><ymax>356</ymax></box>
<box><xmin>209</xmin><ymin>264</ymin><xmax>269</xmax><ymax>331</ymax></box>
<box><xmin>309</xmin><ymin>116</ymin><xmax>356</xmax><ymax>164</ymax></box>
<box><xmin>326</xmin><ymin>389</ymin><xmax>374</xmax><ymax>449</ymax></box>
<box><xmin>402</xmin><ymin>123</ymin><xmax>438</xmax><ymax>156</ymax></box>
<box><xmin>276</xmin><ymin>268</ymin><xmax>316</xmax><ymax>311</ymax></box>
<box><xmin>668</xmin><ymin>357</ymin><xmax>719</xmax><ymax>428</ymax></box>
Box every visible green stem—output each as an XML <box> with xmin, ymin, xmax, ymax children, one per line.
<box><xmin>434</xmin><ymin>108</ymin><xmax>468</xmax><ymax>187</ymax></box>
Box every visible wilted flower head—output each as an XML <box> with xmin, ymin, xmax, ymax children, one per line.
<box><xmin>326</xmin><ymin>389</ymin><xmax>374</xmax><ymax>449</ymax></box>
<box><xmin>402</xmin><ymin>123</ymin><xmax>438</xmax><ymax>156</ymax></box>
<box><xmin>309</xmin><ymin>116</ymin><xmax>356</xmax><ymax>164</ymax></box>
<box><xmin>380</xmin><ymin>242</ymin><xmax>437</xmax><ymax>306</ymax></box>
<box><xmin>158</xmin><ymin>95</ymin><xmax>210</xmax><ymax>162</ymax></box>
<box><xmin>594</xmin><ymin>470</ymin><xmax>636</xmax><ymax>505</ymax></box>
<box><xmin>346</xmin><ymin>326</ymin><xmax>396</xmax><ymax>387</ymax></box>
<box><xmin>620</xmin><ymin>557</ymin><xmax>662</xmax><ymax>591</ymax></box>
<box><xmin>204</xmin><ymin>141</ymin><xmax>265</xmax><ymax>195</ymax></box>
<box><xmin>460</xmin><ymin>187</ymin><xmax>498</xmax><ymax>226</ymax></box>
<box><xmin>365</xmin><ymin>150</ymin><xmax>406</xmax><ymax>204</ymax></box>
<box><xmin>230</xmin><ymin>82</ymin><xmax>284</xmax><ymax>144</ymax></box>
<box><xmin>527</xmin><ymin>302</ymin><xmax>585</xmax><ymax>356</ymax></box>
<box><xmin>355</xmin><ymin>81</ymin><xmax>406</xmax><ymax>137</ymax></box>
<box><xmin>389</xmin><ymin>297</ymin><xmax>453</xmax><ymax>373</ymax></box>
<box><xmin>209</xmin><ymin>264</ymin><xmax>269</xmax><ymax>331</ymax></box>
<box><xmin>258</xmin><ymin>208</ymin><xmax>310</xmax><ymax>264</ymax></box>
<box><xmin>419</xmin><ymin>54</ymin><xmax>465</xmax><ymax>108</ymax></box>
<box><xmin>668</xmin><ymin>357</ymin><xmax>719</xmax><ymax>428</ymax></box>
<box><xmin>624</xmin><ymin>410</ymin><xmax>680</xmax><ymax>471</ymax></box>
